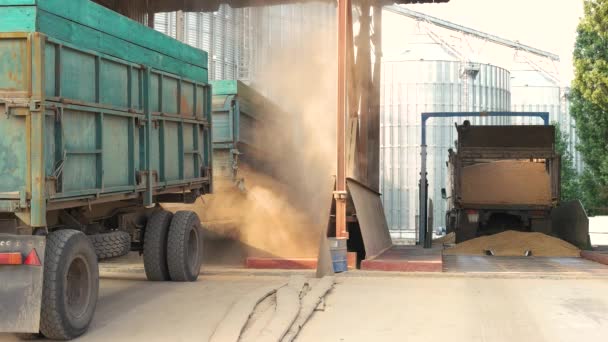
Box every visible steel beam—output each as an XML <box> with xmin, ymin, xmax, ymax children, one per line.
<box><xmin>386</xmin><ymin>5</ymin><xmax>560</xmax><ymax>61</ymax></box>
<box><xmin>369</xmin><ymin>4</ymin><xmax>382</xmax><ymax>192</ymax></box>
<box><xmin>94</xmin><ymin>0</ymin><xmax>450</xmax><ymax>17</ymax></box>
<box><xmin>356</xmin><ymin>4</ymin><xmax>372</xmax><ymax>188</ymax></box>
<box><xmin>175</xmin><ymin>10</ymin><xmax>185</xmax><ymax>42</ymax></box>
<box><xmin>335</xmin><ymin>0</ymin><xmax>350</xmax><ymax>239</ymax></box>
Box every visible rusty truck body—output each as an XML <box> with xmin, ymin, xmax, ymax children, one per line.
<box><xmin>444</xmin><ymin>122</ymin><xmax>590</xmax><ymax>248</ymax></box>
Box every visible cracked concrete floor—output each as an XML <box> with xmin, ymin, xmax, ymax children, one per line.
<box><xmin>1</xmin><ymin>261</ymin><xmax>608</xmax><ymax>342</ymax></box>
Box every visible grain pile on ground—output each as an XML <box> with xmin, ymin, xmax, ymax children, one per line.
<box><xmin>461</xmin><ymin>160</ymin><xmax>551</xmax><ymax>205</ymax></box>
<box><xmin>433</xmin><ymin>232</ymin><xmax>456</xmax><ymax>246</ymax></box>
<box><xmin>443</xmin><ymin>230</ymin><xmax>580</xmax><ymax>257</ymax></box>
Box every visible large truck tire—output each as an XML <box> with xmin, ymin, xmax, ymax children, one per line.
<box><xmin>143</xmin><ymin>210</ymin><xmax>173</xmax><ymax>281</ymax></box>
<box><xmin>167</xmin><ymin>211</ymin><xmax>203</xmax><ymax>282</ymax></box>
<box><xmin>40</xmin><ymin>230</ymin><xmax>99</xmax><ymax>340</ymax></box>
<box><xmin>88</xmin><ymin>231</ymin><xmax>131</xmax><ymax>260</ymax></box>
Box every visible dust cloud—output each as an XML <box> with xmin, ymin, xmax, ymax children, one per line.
<box><xmin>171</xmin><ymin>28</ymin><xmax>337</xmax><ymax>259</ymax></box>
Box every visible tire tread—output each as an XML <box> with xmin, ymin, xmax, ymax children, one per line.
<box><xmin>167</xmin><ymin>211</ymin><xmax>202</xmax><ymax>282</ymax></box>
<box><xmin>88</xmin><ymin>231</ymin><xmax>131</xmax><ymax>260</ymax></box>
<box><xmin>40</xmin><ymin>230</ymin><xmax>99</xmax><ymax>340</ymax></box>
<box><xmin>143</xmin><ymin>211</ymin><xmax>173</xmax><ymax>281</ymax></box>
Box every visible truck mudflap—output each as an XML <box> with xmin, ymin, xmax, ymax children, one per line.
<box><xmin>0</xmin><ymin>235</ymin><xmax>45</xmax><ymax>333</ymax></box>
<box><xmin>551</xmin><ymin>200</ymin><xmax>592</xmax><ymax>250</ymax></box>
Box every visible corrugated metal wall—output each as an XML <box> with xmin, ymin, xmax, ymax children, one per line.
<box><xmin>153</xmin><ymin>3</ymin><xmax>335</xmax><ymax>86</ymax></box>
<box><xmin>154</xmin><ymin>6</ymin><xmax>244</xmax><ymax>80</ymax></box>
<box><xmin>247</xmin><ymin>3</ymin><xmax>336</xmax><ymax>102</ymax></box>
<box><xmin>380</xmin><ymin>38</ymin><xmax>511</xmax><ymax>239</ymax></box>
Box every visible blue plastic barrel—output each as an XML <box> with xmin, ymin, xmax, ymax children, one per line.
<box><xmin>328</xmin><ymin>237</ymin><xmax>348</xmax><ymax>273</ymax></box>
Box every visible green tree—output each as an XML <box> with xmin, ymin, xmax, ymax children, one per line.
<box><xmin>553</xmin><ymin>122</ymin><xmax>581</xmax><ymax>202</ymax></box>
<box><xmin>571</xmin><ymin>0</ymin><xmax>608</xmax><ymax>214</ymax></box>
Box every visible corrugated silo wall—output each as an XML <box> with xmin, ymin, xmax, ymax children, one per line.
<box><xmin>154</xmin><ymin>6</ymin><xmax>244</xmax><ymax>81</ymax></box>
<box><xmin>247</xmin><ymin>3</ymin><xmax>336</xmax><ymax>103</ymax></box>
<box><xmin>153</xmin><ymin>3</ymin><xmax>336</xmax><ymax>88</ymax></box>
<box><xmin>380</xmin><ymin>60</ymin><xmax>511</xmax><ymax>240</ymax></box>
<box><xmin>511</xmin><ymin>86</ymin><xmax>583</xmax><ymax>173</ymax></box>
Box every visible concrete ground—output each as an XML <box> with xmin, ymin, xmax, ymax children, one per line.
<box><xmin>0</xmin><ymin>266</ymin><xmax>292</xmax><ymax>342</ymax></box>
<box><xmin>1</xmin><ymin>260</ymin><xmax>608</xmax><ymax>341</ymax></box>
<box><xmin>300</xmin><ymin>275</ymin><xmax>608</xmax><ymax>342</ymax></box>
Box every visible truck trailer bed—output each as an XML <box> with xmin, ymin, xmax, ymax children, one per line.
<box><xmin>0</xmin><ymin>0</ymin><xmax>212</xmax><ymax>228</ymax></box>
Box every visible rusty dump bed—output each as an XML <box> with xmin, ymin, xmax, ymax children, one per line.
<box><xmin>0</xmin><ymin>0</ymin><xmax>213</xmax><ymax>227</ymax></box>
<box><xmin>450</xmin><ymin>125</ymin><xmax>560</xmax><ymax>208</ymax></box>
<box><xmin>458</xmin><ymin>125</ymin><xmax>555</xmax><ymax>150</ymax></box>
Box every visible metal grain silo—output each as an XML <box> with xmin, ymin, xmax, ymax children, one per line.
<box><xmin>154</xmin><ymin>5</ymin><xmax>245</xmax><ymax>80</ymax></box>
<box><xmin>380</xmin><ymin>34</ymin><xmax>511</xmax><ymax>240</ymax></box>
<box><xmin>247</xmin><ymin>2</ymin><xmax>336</xmax><ymax>100</ymax></box>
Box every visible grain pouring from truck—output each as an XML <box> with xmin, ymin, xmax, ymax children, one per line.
<box><xmin>0</xmin><ymin>0</ymin><xmax>212</xmax><ymax>339</ymax></box>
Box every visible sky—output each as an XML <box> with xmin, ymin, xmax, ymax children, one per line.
<box><xmin>383</xmin><ymin>0</ymin><xmax>585</xmax><ymax>85</ymax></box>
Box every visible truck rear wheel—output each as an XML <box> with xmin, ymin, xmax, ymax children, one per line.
<box><xmin>167</xmin><ymin>211</ymin><xmax>203</xmax><ymax>282</ymax></box>
<box><xmin>143</xmin><ymin>210</ymin><xmax>173</xmax><ymax>281</ymax></box>
<box><xmin>88</xmin><ymin>231</ymin><xmax>131</xmax><ymax>260</ymax></box>
<box><xmin>40</xmin><ymin>230</ymin><xmax>99</xmax><ymax>340</ymax></box>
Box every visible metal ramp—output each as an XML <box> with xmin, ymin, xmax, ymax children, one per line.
<box><xmin>443</xmin><ymin>256</ymin><xmax>608</xmax><ymax>275</ymax></box>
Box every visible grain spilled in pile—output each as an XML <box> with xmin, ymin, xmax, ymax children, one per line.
<box><xmin>443</xmin><ymin>230</ymin><xmax>581</xmax><ymax>257</ymax></box>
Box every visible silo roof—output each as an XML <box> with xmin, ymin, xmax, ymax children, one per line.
<box><xmin>384</xmin><ymin>33</ymin><xmax>459</xmax><ymax>62</ymax></box>
<box><xmin>511</xmin><ymin>61</ymin><xmax>559</xmax><ymax>87</ymax></box>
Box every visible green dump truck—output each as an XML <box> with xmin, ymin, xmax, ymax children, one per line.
<box><xmin>0</xmin><ymin>0</ymin><xmax>212</xmax><ymax>339</ymax></box>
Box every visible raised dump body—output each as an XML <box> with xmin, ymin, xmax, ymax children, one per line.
<box><xmin>0</xmin><ymin>0</ymin><xmax>211</xmax><ymax>338</ymax></box>
<box><xmin>445</xmin><ymin>123</ymin><xmax>560</xmax><ymax>242</ymax></box>
<box><xmin>195</xmin><ymin>80</ymin><xmax>286</xmax><ymax>236</ymax></box>
<box><xmin>210</xmin><ymin>79</ymin><xmax>285</xmax><ymax>187</ymax></box>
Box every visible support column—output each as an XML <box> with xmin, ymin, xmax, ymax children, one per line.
<box><xmin>368</xmin><ymin>5</ymin><xmax>382</xmax><ymax>192</ymax></box>
<box><xmin>335</xmin><ymin>0</ymin><xmax>351</xmax><ymax>239</ymax></box>
<box><xmin>355</xmin><ymin>4</ymin><xmax>372</xmax><ymax>187</ymax></box>
<box><xmin>176</xmin><ymin>10</ymin><xmax>185</xmax><ymax>42</ymax></box>
<box><xmin>147</xmin><ymin>12</ymin><xmax>155</xmax><ymax>29</ymax></box>
<box><xmin>351</xmin><ymin>1</ymin><xmax>382</xmax><ymax>192</ymax></box>
<box><xmin>346</xmin><ymin>2</ymin><xmax>359</xmax><ymax>181</ymax></box>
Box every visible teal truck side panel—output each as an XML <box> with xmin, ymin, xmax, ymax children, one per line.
<box><xmin>0</xmin><ymin>7</ymin><xmax>37</xmax><ymax>32</ymax></box>
<box><xmin>0</xmin><ymin>0</ymin><xmax>36</xmax><ymax>4</ymax></box>
<box><xmin>0</xmin><ymin>0</ymin><xmax>212</xmax><ymax>227</ymax></box>
<box><xmin>0</xmin><ymin>0</ymin><xmax>208</xmax><ymax>83</ymax></box>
